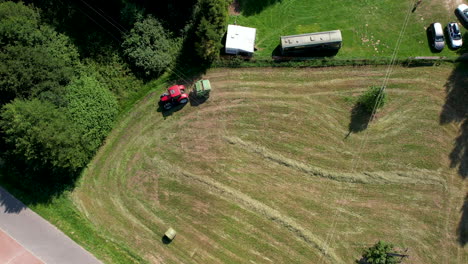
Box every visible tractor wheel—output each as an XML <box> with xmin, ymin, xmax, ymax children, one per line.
<box><xmin>179</xmin><ymin>98</ymin><xmax>188</xmax><ymax>104</ymax></box>
<box><xmin>163</xmin><ymin>102</ymin><xmax>173</xmax><ymax>110</ymax></box>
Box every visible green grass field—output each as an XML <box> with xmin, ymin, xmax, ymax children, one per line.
<box><xmin>7</xmin><ymin>1</ymin><xmax>468</xmax><ymax>263</ymax></box>
<box><xmin>57</xmin><ymin>64</ymin><xmax>467</xmax><ymax>263</ymax></box>
<box><xmin>229</xmin><ymin>0</ymin><xmax>463</xmax><ymax>59</ymax></box>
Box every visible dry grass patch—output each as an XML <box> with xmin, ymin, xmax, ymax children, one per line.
<box><xmin>73</xmin><ymin>65</ymin><xmax>467</xmax><ymax>263</ymax></box>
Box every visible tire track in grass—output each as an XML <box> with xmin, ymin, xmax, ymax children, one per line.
<box><xmin>225</xmin><ymin>136</ymin><xmax>445</xmax><ymax>186</ymax></box>
<box><xmin>176</xmin><ymin>171</ymin><xmax>344</xmax><ymax>264</ymax></box>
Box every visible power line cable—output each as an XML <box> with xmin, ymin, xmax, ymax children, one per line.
<box><xmin>74</xmin><ymin>6</ymin><xmax>121</xmax><ymax>43</ymax></box>
<box><xmin>79</xmin><ymin>0</ymin><xmax>126</xmax><ymax>35</ymax></box>
<box><xmin>318</xmin><ymin>1</ymin><xmax>416</xmax><ymax>262</ymax></box>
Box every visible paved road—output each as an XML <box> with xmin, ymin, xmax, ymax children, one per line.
<box><xmin>0</xmin><ymin>187</ymin><xmax>102</xmax><ymax>264</ymax></box>
<box><xmin>0</xmin><ymin>229</ymin><xmax>44</xmax><ymax>263</ymax></box>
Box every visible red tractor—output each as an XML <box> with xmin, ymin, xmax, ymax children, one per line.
<box><xmin>159</xmin><ymin>85</ymin><xmax>189</xmax><ymax>110</ymax></box>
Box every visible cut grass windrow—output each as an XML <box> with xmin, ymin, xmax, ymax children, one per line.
<box><xmin>225</xmin><ymin>136</ymin><xmax>445</xmax><ymax>186</ymax></box>
<box><xmin>178</xmin><ymin>171</ymin><xmax>344</xmax><ymax>264</ymax></box>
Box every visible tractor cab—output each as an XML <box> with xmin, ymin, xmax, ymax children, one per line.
<box><xmin>159</xmin><ymin>85</ymin><xmax>189</xmax><ymax>110</ymax></box>
<box><xmin>168</xmin><ymin>85</ymin><xmax>184</xmax><ymax>98</ymax></box>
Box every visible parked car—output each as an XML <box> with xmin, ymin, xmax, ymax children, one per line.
<box><xmin>455</xmin><ymin>4</ymin><xmax>468</xmax><ymax>28</ymax></box>
<box><xmin>446</xmin><ymin>22</ymin><xmax>463</xmax><ymax>49</ymax></box>
<box><xmin>428</xmin><ymin>23</ymin><xmax>445</xmax><ymax>51</ymax></box>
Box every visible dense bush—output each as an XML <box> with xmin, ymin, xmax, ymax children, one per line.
<box><xmin>0</xmin><ymin>1</ymin><xmax>79</xmax><ymax>104</ymax></box>
<box><xmin>0</xmin><ymin>73</ymin><xmax>118</xmax><ymax>181</ymax></box>
<box><xmin>357</xmin><ymin>85</ymin><xmax>387</xmax><ymax>114</ymax></box>
<box><xmin>194</xmin><ymin>0</ymin><xmax>230</xmax><ymax>61</ymax></box>
<box><xmin>63</xmin><ymin>74</ymin><xmax>119</xmax><ymax>154</ymax></box>
<box><xmin>82</xmin><ymin>54</ymin><xmax>143</xmax><ymax>107</ymax></box>
<box><xmin>122</xmin><ymin>15</ymin><xmax>180</xmax><ymax>76</ymax></box>
<box><xmin>358</xmin><ymin>241</ymin><xmax>400</xmax><ymax>264</ymax></box>
<box><xmin>0</xmin><ymin>99</ymin><xmax>88</xmax><ymax>172</ymax></box>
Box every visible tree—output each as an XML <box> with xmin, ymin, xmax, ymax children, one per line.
<box><xmin>357</xmin><ymin>86</ymin><xmax>387</xmax><ymax>114</ymax></box>
<box><xmin>0</xmin><ymin>74</ymin><xmax>118</xmax><ymax>181</ymax></box>
<box><xmin>194</xmin><ymin>0</ymin><xmax>230</xmax><ymax>61</ymax></box>
<box><xmin>63</xmin><ymin>74</ymin><xmax>118</xmax><ymax>154</ymax></box>
<box><xmin>122</xmin><ymin>15</ymin><xmax>180</xmax><ymax>76</ymax></box>
<box><xmin>0</xmin><ymin>1</ymin><xmax>41</xmax><ymax>47</ymax></box>
<box><xmin>0</xmin><ymin>99</ymin><xmax>88</xmax><ymax>173</ymax></box>
<box><xmin>358</xmin><ymin>241</ymin><xmax>401</xmax><ymax>264</ymax></box>
<box><xmin>0</xmin><ymin>1</ymin><xmax>79</xmax><ymax>104</ymax></box>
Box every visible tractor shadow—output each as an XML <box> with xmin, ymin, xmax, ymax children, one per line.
<box><xmin>345</xmin><ymin>103</ymin><xmax>372</xmax><ymax>138</ymax></box>
<box><xmin>157</xmin><ymin>103</ymin><xmax>187</xmax><ymax>119</ymax></box>
<box><xmin>188</xmin><ymin>91</ymin><xmax>208</xmax><ymax>107</ymax></box>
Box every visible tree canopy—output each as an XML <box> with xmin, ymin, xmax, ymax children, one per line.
<box><xmin>64</xmin><ymin>74</ymin><xmax>118</xmax><ymax>154</ymax></box>
<box><xmin>194</xmin><ymin>0</ymin><xmax>230</xmax><ymax>61</ymax></box>
<box><xmin>0</xmin><ymin>99</ymin><xmax>88</xmax><ymax>173</ymax></box>
<box><xmin>122</xmin><ymin>15</ymin><xmax>180</xmax><ymax>76</ymax></box>
<box><xmin>0</xmin><ymin>1</ymin><xmax>79</xmax><ymax>104</ymax></box>
<box><xmin>0</xmin><ymin>73</ymin><xmax>118</xmax><ymax>178</ymax></box>
<box><xmin>357</xmin><ymin>86</ymin><xmax>387</xmax><ymax>114</ymax></box>
<box><xmin>358</xmin><ymin>241</ymin><xmax>401</xmax><ymax>264</ymax></box>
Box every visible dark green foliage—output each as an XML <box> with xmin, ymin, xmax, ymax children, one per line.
<box><xmin>122</xmin><ymin>15</ymin><xmax>180</xmax><ymax>76</ymax></box>
<box><xmin>64</xmin><ymin>74</ymin><xmax>118</xmax><ymax>154</ymax></box>
<box><xmin>0</xmin><ymin>99</ymin><xmax>88</xmax><ymax>172</ymax></box>
<box><xmin>0</xmin><ymin>1</ymin><xmax>41</xmax><ymax>46</ymax></box>
<box><xmin>120</xmin><ymin>1</ymin><xmax>145</xmax><ymax>27</ymax></box>
<box><xmin>0</xmin><ymin>1</ymin><xmax>79</xmax><ymax>104</ymax></box>
<box><xmin>0</xmin><ymin>74</ymin><xmax>118</xmax><ymax>185</ymax></box>
<box><xmin>357</xmin><ymin>86</ymin><xmax>387</xmax><ymax>114</ymax></box>
<box><xmin>127</xmin><ymin>0</ymin><xmax>198</xmax><ymax>33</ymax></box>
<box><xmin>83</xmin><ymin>55</ymin><xmax>143</xmax><ymax>108</ymax></box>
<box><xmin>194</xmin><ymin>0</ymin><xmax>230</xmax><ymax>61</ymax></box>
<box><xmin>358</xmin><ymin>241</ymin><xmax>400</xmax><ymax>264</ymax></box>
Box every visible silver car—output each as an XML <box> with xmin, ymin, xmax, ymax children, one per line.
<box><xmin>446</xmin><ymin>22</ymin><xmax>463</xmax><ymax>49</ymax></box>
<box><xmin>430</xmin><ymin>23</ymin><xmax>445</xmax><ymax>51</ymax></box>
<box><xmin>456</xmin><ymin>4</ymin><xmax>468</xmax><ymax>29</ymax></box>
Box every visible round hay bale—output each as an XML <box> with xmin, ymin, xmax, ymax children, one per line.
<box><xmin>164</xmin><ymin>227</ymin><xmax>176</xmax><ymax>240</ymax></box>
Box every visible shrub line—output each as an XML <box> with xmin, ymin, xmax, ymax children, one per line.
<box><xmin>212</xmin><ymin>56</ymin><xmax>460</xmax><ymax>68</ymax></box>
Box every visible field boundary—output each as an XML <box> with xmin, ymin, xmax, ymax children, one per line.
<box><xmin>213</xmin><ymin>55</ymin><xmax>467</xmax><ymax>68</ymax></box>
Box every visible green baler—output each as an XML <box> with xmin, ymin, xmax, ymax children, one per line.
<box><xmin>194</xmin><ymin>79</ymin><xmax>211</xmax><ymax>98</ymax></box>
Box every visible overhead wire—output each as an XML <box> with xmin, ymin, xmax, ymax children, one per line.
<box><xmin>74</xmin><ymin>5</ymin><xmax>121</xmax><ymax>42</ymax></box>
<box><xmin>78</xmin><ymin>0</ymin><xmax>127</xmax><ymax>35</ymax></box>
<box><xmin>318</xmin><ymin>1</ymin><xmax>417</xmax><ymax>262</ymax></box>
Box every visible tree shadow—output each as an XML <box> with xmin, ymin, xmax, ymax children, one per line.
<box><xmin>24</xmin><ymin>0</ymin><xmax>125</xmax><ymax>58</ymax></box>
<box><xmin>346</xmin><ymin>104</ymin><xmax>372</xmax><ymax>138</ymax></box>
<box><xmin>457</xmin><ymin>33</ymin><xmax>468</xmax><ymax>55</ymax></box>
<box><xmin>166</xmin><ymin>7</ymin><xmax>212</xmax><ymax>87</ymax></box>
<box><xmin>440</xmin><ymin>63</ymin><xmax>468</xmax><ymax>178</ymax></box>
<box><xmin>0</xmin><ymin>162</ymin><xmax>80</xmax><ymax>207</ymax></box>
<box><xmin>237</xmin><ymin>0</ymin><xmax>283</xmax><ymax>16</ymax></box>
<box><xmin>458</xmin><ymin>193</ymin><xmax>468</xmax><ymax>246</ymax></box>
<box><xmin>0</xmin><ymin>186</ymin><xmax>27</xmax><ymax>214</ymax></box>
